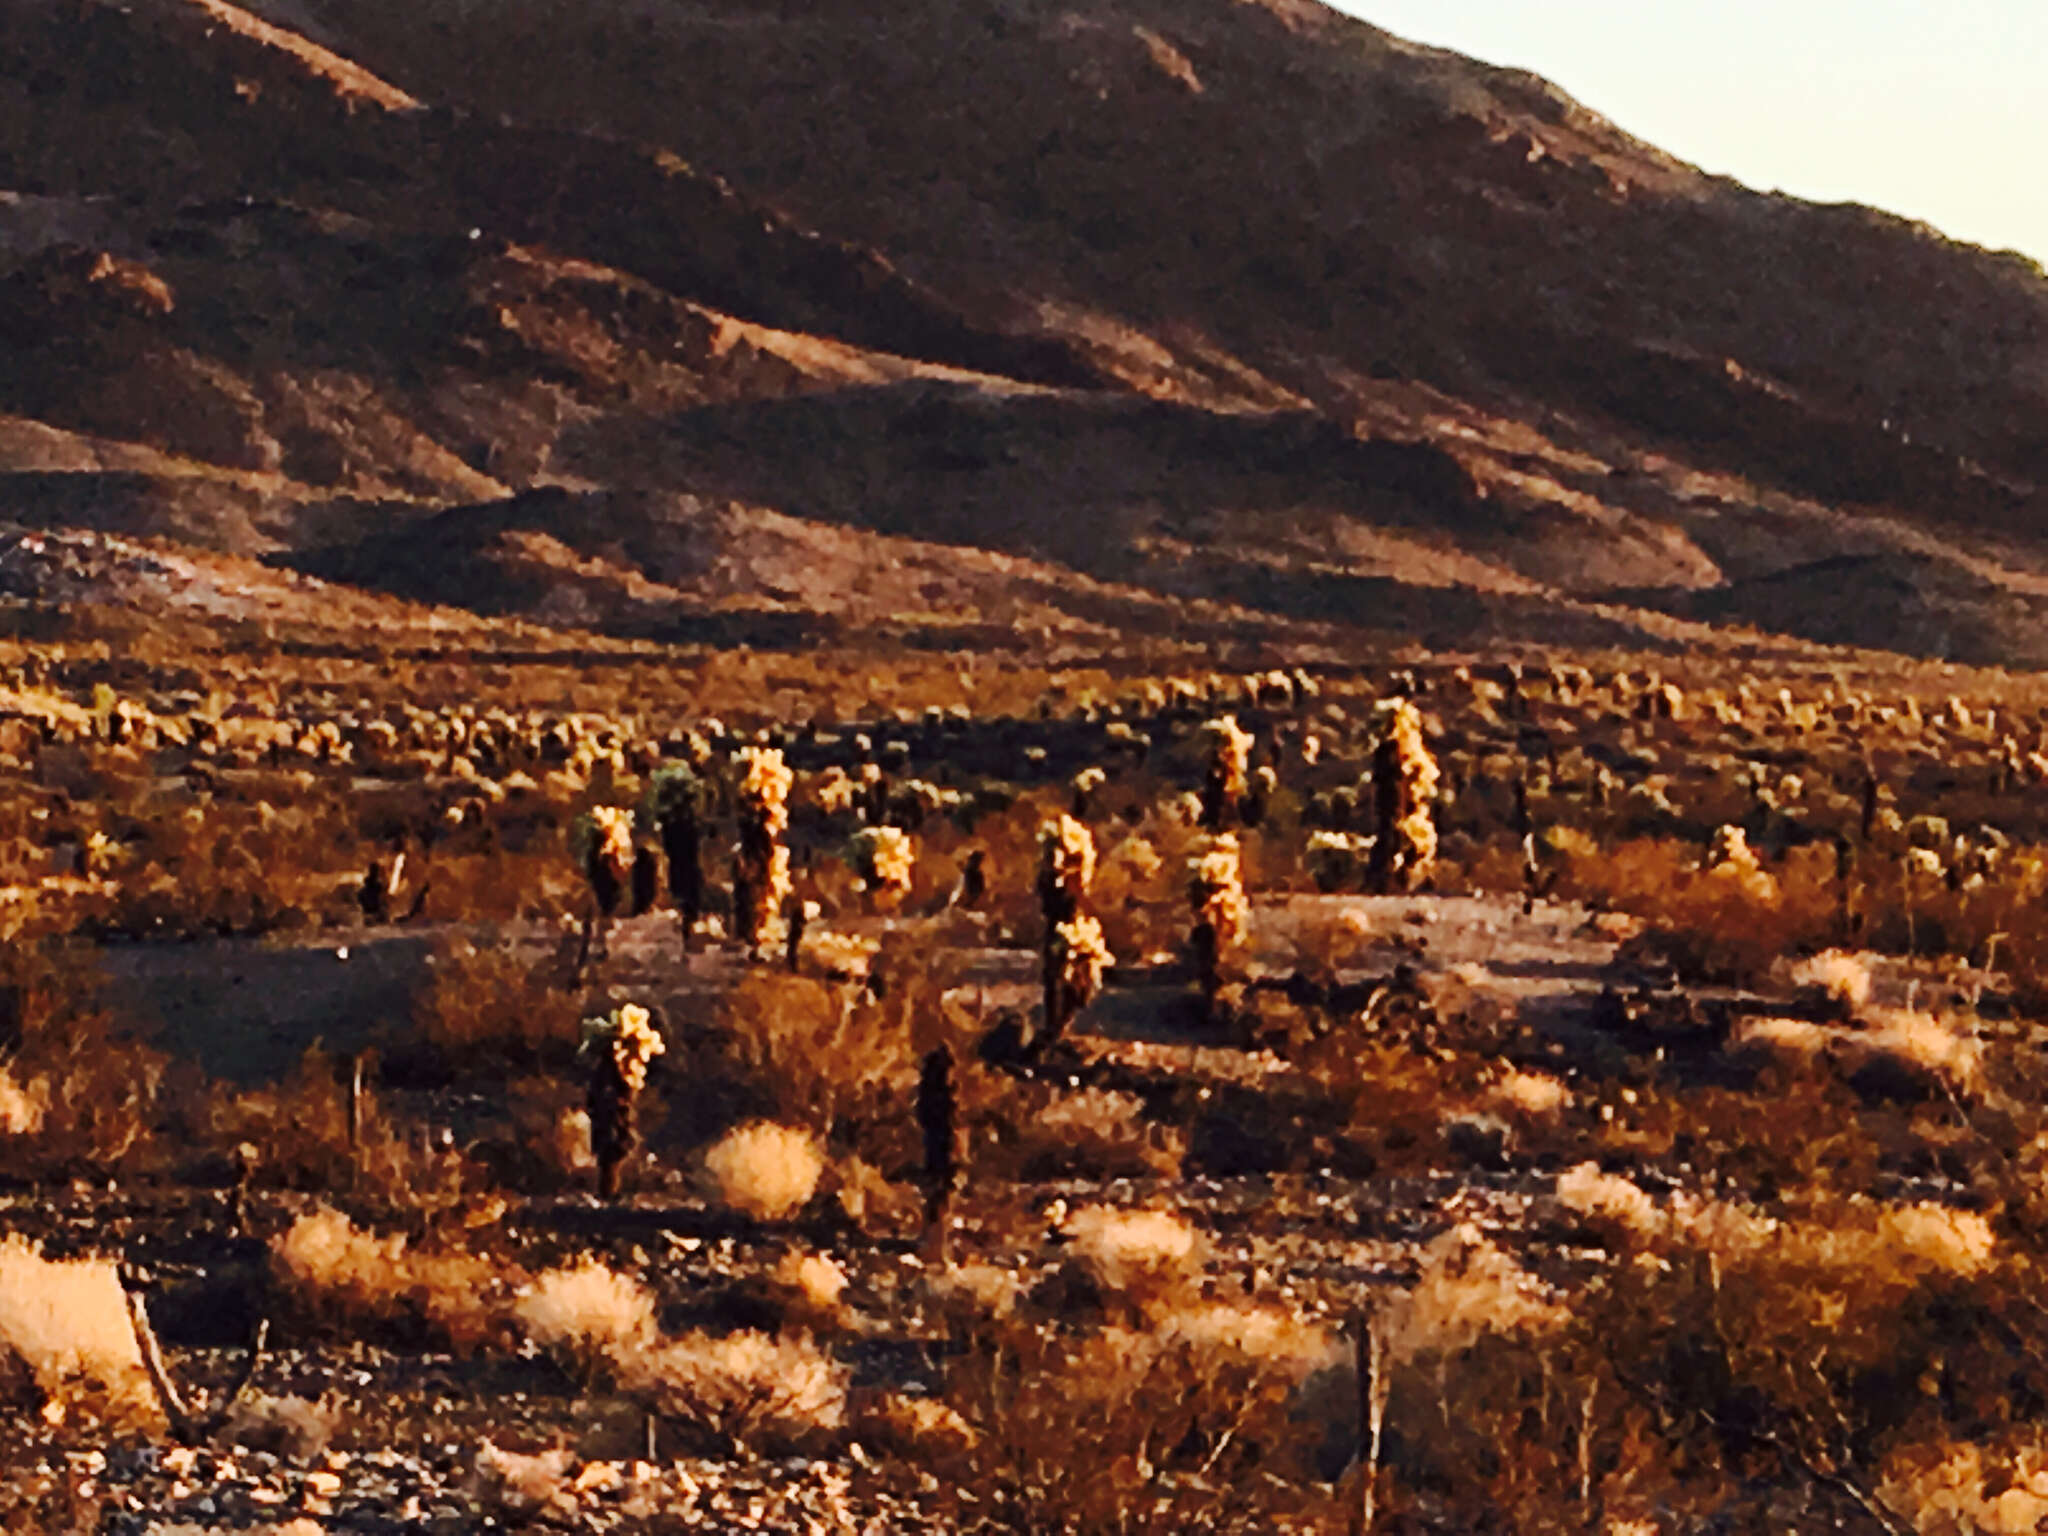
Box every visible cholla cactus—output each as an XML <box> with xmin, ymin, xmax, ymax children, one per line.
<box><xmin>815</xmin><ymin>766</ymin><xmax>860</xmax><ymax>817</ymax></box>
<box><xmin>574</xmin><ymin>805</ymin><xmax>636</xmax><ymax>922</ymax></box>
<box><xmin>80</xmin><ymin>830</ymin><xmax>116</xmax><ymax>879</ymax></box>
<box><xmin>734</xmin><ymin>748</ymin><xmax>793</xmax><ymax>960</ymax></box>
<box><xmin>1037</xmin><ymin>814</ymin><xmax>1097</xmax><ymax>927</ymax></box>
<box><xmin>1071</xmin><ymin>765</ymin><xmax>1106</xmax><ymax>818</ymax></box>
<box><xmin>849</xmin><ymin>825</ymin><xmax>916</xmax><ymax>908</ymax></box>
<box><xmin>1306</xmin><ymin>830</ymin><xmax>1370</xmax><ymax>893</ymax></box>
<box><xmin>1244</xmin><ymin>764</ymin><xmax>1278</xmax><ymax>828</ymax></box>
<box><xmin>1899</xmin><ymin>844</ymin><xmax>1945</xmax><ymax>954</ymax></box>
<box><xmin>1200</xmin><ymin>715</ymin><xmax>1255</xmax><ymax>829</ymax></box>
<box><xmin>857</xmin><ymin>761</ymin><xmax>887</xmax><ymax>824</ymax></box>
<box><xmin>1188</xmin><ymin>833</ymin><xmax>1251</xmax><ymax>1014</ymax></box>
<box><xmin>1367</xmin><ymin>700</ymin><xmax>1439</xmax><ymax>894</ymax></box>
<box><xmin>1705</xmin><ymin>823</ymin><xmax>1750</xmax><ymax>867</ymax></box>
<box><xmin>1638</xmin><ymin>681</ymin><xmax>1684</xmax><ymax>722</ymax></box>
<box><xmin>1104</xmin><ymin>720</ymin><xmax>1150</xmax><ymax>765</ymax></box>
<box><xmin>1704</xmin><ymin>824</ymin><xmax>1777</xmax><ymax>902</ymax></box>
<box><xmin>1902</xmin><ymin>846</ymin><xmax>1945</xmax><ymax>882</ymax></box>
<box><xmin>582</xmin><ymin>1003</ymin><xmax>666</xmax><ymax>1199</ymax></box>
<box><xmin>1044</xmin><ymin>914</ymin><xmax>1113</xmax><ymax>1046</ymax></box>
<box><xmin>737</xmin><ymin>747</ymin><xmax>793</xmax><ymax>839</ymax></box>
<box><xmin>645</xmin><ymin>763</ymin><xmax>705</xmax><ymax>942</ymax></box>
<box><xmin>1037</xmin><ymin>815</ymin><xmax>1104</xmax><ymax>1050</ymax></box>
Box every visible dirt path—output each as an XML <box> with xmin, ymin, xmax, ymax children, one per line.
<box><xmin>90</xmin><ymin>892</ymin><xmax>1638</xmax><ymax>1085</ymax></box>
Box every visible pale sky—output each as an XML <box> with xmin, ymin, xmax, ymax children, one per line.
<box><xmin>1336</xmin><ymin>2</ymin><xmax>2047</xmax><ymax>266</ymax></box>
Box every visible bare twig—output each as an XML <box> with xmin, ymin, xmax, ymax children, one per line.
<box><xmin>125</xmin><ymin>1287</ymin><xmax>194</xmax><ymax>1441</ymax></box>
<box><xmin>123</xmin><ymin>1276</ymin><xmax>269</xmax><ymax>1446</ymax></box>
<box><xmin>346</xmin><ymin>1052</ymin><xmax>364</xmax><ymax>1154</ymax></box>
<box><xmin>1351</xmin><ymin>1309</ymin><xmax>1389</xmax><ymax>1536</ymax></box>
<box><xmin>1577</xmin><ymin>1373</ymin><xmax>1599</xmax><ymax>1506</ymax></box>
<box><xmin>206</xmin><ymin>1318</ymin><xmax>271</xmax><ymax>1435</ymax></box>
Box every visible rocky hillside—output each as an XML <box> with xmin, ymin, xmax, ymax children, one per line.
<box><xmin>4</xmin><ymin>0</ymin><xmax>2048</xmax><ymax>662</ymax></box>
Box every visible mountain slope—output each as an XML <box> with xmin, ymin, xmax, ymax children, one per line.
<box><xmin>3</xmin><ymin>0</ymin><xmax>2048</xmax><ymax>663</ymax></box>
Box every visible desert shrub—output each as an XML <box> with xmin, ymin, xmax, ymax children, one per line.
<box><xmin>713</xmin><ymin>968</ymin><xmax>916</xmax><ymax>1145</ymax></box>
<box><xmin>1587</xmin><ymin>1066</ymin><xmax>1892</xmax><ymax>1197</ymax></box>
<box><xmin>1290</xmin><ymin>1034</ymin><xmax>1507</xmax><ymax>1172</ymax></box>
<box><xmin>413</xmin><ymin>935</ymin><xmax>580</xmax><ymax>1070</ymax></box>
<box><xmin>271</xmin><ymin>1205</ymin><xmax>511</xmax><ymax>1350</ymax></box>
<box><xmin>934</xmin><ymin>1304</ymin><xmax>1338</xmax><ymax>1533</ymax></box>
<box><xmin>1383</xmin><ymin>1223</ymin><xmax>1567</xmax><ymax>1367</ymax></box>
<box><xmin>197</xmin><ymin>1047</ymin><xmax>352</xmax><ymax>1185</ymax></box>
<box><xmin>856</xmin><ymin>1392</ymin><xmax>980</xmax><ymax>1465</ymax></box>
<box><xmin>703</xmin><ymin>1121</ymin><xmax>824</xmax><ymax>1221</ymax></box>
<box><xmin>1061</xmin><ymin>1205</ymin><xmax>1203</xmax><ymax>1315</ymax></box>
<box><xmin>1487</xmin><ymin>1068</ymin><xmax>1571</xmax><ymax>1123</ymax></box>
<box><xmin>492</xmin><ymin>1074</ymin><xmax>597</xmax><ymax>1191</ymax></box>
<box><xmin>0</xmin><ymin>1067</ymin><xmax>47</xmax><ymax>1136</ymax></box>
<box><xmin>514</xmin><ymin>1259</ymin><xmax>658</xmax><ymax>1369</ymax></box>
<box><xmin>417</xmin><ymin>843</ymin><xmax>586</xmax><ymax>924</ymax></box>
<box><xmin>470</xmin><ymin>1441</ymin><xmax>577</xmax><ymax>1522</ymax></box>
<box><xmin>99</xmin><ymin>792</ymin><xmax>361</xmax><ymax>938</ymax></box>
<box><xmin>763</xmin><ymin>1250</ymin><xmax>850</xmax><ymax>1333</ymax></box>
<box><xmin>923</xmin><ymin>1262</ymin><xmax>1025</xmax><ymax>1343</ymax></box>
<box><xmin>1853</xmin><ymin>842</ymin><xmax>2048</xmax><ymax>1006</ymax></box>
<box><xmin>0</xmin><ymin>938</ymin><xmax>166</xmax><ymax>1177</ymax></box>
<box><xmin>828</xmin><ymin>1152</ymin><xmax>922</xmax><ymax>1235</ymax></box>
<box><xmin>1787</xmin><ymin>947</ymin><xmax>1876</xmax><ymax>1010</ymax></box>
<box><xmin>1092</xmin><ymin>824</ymin><xmax>1188</xmax><ymax>961</ymax></box>
<box><xmin>202</xmin><ymin>1046</ymin><xmax>487</xmax><ymax>1216</ymax></box>
<box><xmin>981</xmin><ymin>1084</ymin><xmax>1186</xmax><ymax>1182</ymax></box>
<box><xmin>1730</xmin><ymin>1001</ymin><xmax>1984</xmax><ymax>1102</ymax></box>
<box><xmin>627</xmin><ymin>1329</ymin><xmax>848</xmax><ymax>1455</ymax></box>
<box><xmin>1878</xmin><ymin>1433</ymin><xmax>2048</xmax><ymax>1535</ymax></box>
<box><xmin>1554</xmin><ymin>835</ymin><xmax>1838</xmax><ymax>983</ymax></box>
<box><xmin>514</xmin><ymin>1256</ymin><xmax>845</xmax><ymax>1455</ymax></box>
<box><xmin>218</xmin><ymin>1392</ymin><xmax>339</xmax><ymax>1461</ymax></box>
<box><xmin>1468</xmin><ymin>1147</ymin><xmax>2043</xmax><ymax>1528</ymax></box>
<box><xmin>0</xmin><ymin>1235</ymin><xmax>153</xmax><ymax>1427</ymax></box>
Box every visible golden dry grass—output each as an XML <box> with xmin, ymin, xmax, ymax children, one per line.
<box><xmin>0</xmin><ymin>1235</ymin><xmax>153</xmax><ymax>1425</ymax></box>
<box><xmin>703</xmin><ymin>1122</ymin><xmax>825</xmax><ymax>1222</ymax></box>
<box><xmin>272</xmin><ymin>1206</ymin><xmax>509</xmax><ymax>1350</ymax></box>
<box><xmin>514</xmin><ymin>1260</ymin><xmax>659</xmax><ymax>1366</ymax></box>
<box><xmin>624</xmin><ymin>1330</ymin><xmax>848</xmax><ymax>1451</ymax></box>
<box><xmin>1062</xmin><ymin>1206</ymin><xmax>1203</xmax><ymax>1310</ymax></box>
<box><xmin>1385</xmin><ymin>1223</ymin><xmax>1567</xmax><ymax>1364</ymax></box>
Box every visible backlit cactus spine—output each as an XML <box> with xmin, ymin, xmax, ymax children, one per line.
<box><xmin>733</xmin><ymin>747</ymin><xmax>793</xmax><ymax>961</ymax></box>
<box><xmin>1187</xmin><ymin>833</ymin><xmax>1250</xmax><ymax>1017</ymax></box>
<box><xmin>583</xmin><ymin>1003</ymin><xmax>665</xmax><ymax>1200</ymax></box>
<box><xmin>1367</xmin><ymin>699</ymin><xmax>1439</xmax><ymax>894</ymax></box>
<box><xmin>850</xmin><ymin>824</ymin><xmax>916</xmax><ymax>911</ymax></box>
<box><xmin>1200</xmin><ymin>715</ymin><xmax>1255</xmax><ymax>829</ymax></box>
<box><xmin>1037</xmin><ymin>814</ymin><xmax>1103</xmax><ymax>1047</ymax></box>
